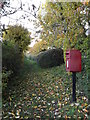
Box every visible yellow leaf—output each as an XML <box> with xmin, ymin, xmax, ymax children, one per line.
<box><xmin>11</xmin><ymin>112</ymin><xmax>15</xmax><ymax>117</ymax></box>
<box><xmin>65</xmin><ymin>102</ymin><xmax>67</xmax><ymax>104</ymax></box>
<box><xmin>83</xmin><ymin>109</ymin><xmax>88</xmax><ymax>113</ymax></box>
<box><xmin>85</xmin><ymin>103</ymin><xmax>88</xmax><ymax>107</ymax></box>
<box><xmin>34</xmin><ymin>106</ymin><xmax>37</xmax><ymax>109</ymax></box>
<box><xmin>78</xmin><ymin>110</ymin><xmax>80</xmax><ymax>113</ymax></box>
<box><xmin>36</xmin><ymin>116</ymin><xmax>41</xmax><ymax>118</ymax></box>
<box><xmin>16</xmin><ymin>110</ymin><xmax>20</xmax><ymax>116</ymax></box>
<box><xmin>32</xmin><ymin>94</ymin><xmax>36</xmax><ymax>96</ymax></box>
<box><xmin>9</xmin><ymin>96</ymin><xmax>12</xmax><ymax>101</ymax></box>
<box><xmin>58</xmin><ymin>102</ymin><xmax>61</xmax><ymax>106</ymax></box>
<box><xmin>56</xmin><ymin>86</ymin><xmax>58</xmax><ymax>89</ymax></box>
<box><xmin>65</xmin><ymin>115</ymin><xmax>68</xmax><ymax>119</ymax></box>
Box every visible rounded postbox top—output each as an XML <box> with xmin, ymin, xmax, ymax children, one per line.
<box><xmin>66</xmin><ymin>49</ymin><xmax>81</xmax><ymax>57</ymax></box>
<box><xmin>66</xmin><ymin>49</ymin><xmax>81</xmax><ymax>53</ymax></box>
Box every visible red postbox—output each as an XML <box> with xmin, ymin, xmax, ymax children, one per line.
<box><xmin>66</xmin><ymin>50</ymin><xmax>81</xmax><ymax>72</ymax></box>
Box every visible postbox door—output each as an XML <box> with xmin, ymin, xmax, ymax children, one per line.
<box><xmin>70</xmin><ymin>50</ymin><xmax>81</xmax><ymax>72</ymax></box>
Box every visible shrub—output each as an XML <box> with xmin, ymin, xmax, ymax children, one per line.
<box><xmin>2</xmin><ymin>40</ymin><xmax>23</xmax><ymax>76</ymax></box>
<box><xmin>3</xmin><ymin>25</ymin><xmax>31</xmax><ymax>52</ymax></box>
<box><xmin>37</xmin><ymin>48</ymin><xmax>64</xmax><ymax>68</ymax></box>
<box><xmin>2</xmin><ymin>67</ymin><xmax>12</xmax><ymax>91</ymax></box>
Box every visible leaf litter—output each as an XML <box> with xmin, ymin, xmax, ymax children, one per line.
<box><xmin>2</xmin><ymin>64</ymin><xmax>89</xmax><ymax>119</ymax></box>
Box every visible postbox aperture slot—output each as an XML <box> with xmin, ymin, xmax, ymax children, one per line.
<box><xmin>66</xmin><ymin>53</ymin><xmax>69</xmax><ymax>55</ymax></box>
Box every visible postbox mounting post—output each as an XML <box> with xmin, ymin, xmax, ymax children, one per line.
<box><xmin>66</xmin><ymin>50</ymin><xmax>81</xmax><ymax>102</ymax></box>
<box><xmin>72</xmin><ymin>72</ymin><xmax>76</xmax><ymax>102</ymax></box>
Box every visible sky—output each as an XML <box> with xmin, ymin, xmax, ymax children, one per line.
<box><xmin>1</xmin><ymin>0</ymin><xmax>46</xmax><ymax>29</ymax></box>
<box><xmin>1</xmin><ymin>0</ymin><xmax>46</xmax><ymax>46</ymax></box>
<box><xmin>1</xmin><ymin>0</ymin><xmax>89</xmax><ymax>46</ymax></box>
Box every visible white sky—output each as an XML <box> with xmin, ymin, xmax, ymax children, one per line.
<box><xmin>1</xmin><ymin>0</ymin><xmax>46</xmax><ymax>29</ymax></box>
<box><xmin>1</xmin><ymin>0</ymin><xmax>46</xmax><ymax>46</ymax></box>
<box><xmin>1</xmin><ymin>0</ymin><xmax>89</xmax><ymax>46</ymax></box>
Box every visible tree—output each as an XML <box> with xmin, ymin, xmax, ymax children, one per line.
<box><xmin>2</xmin><ymin>25</ymin><xmax>31</xmax><ymax>89</ymax></box>
<box><xmin>38</xmin><ymin>1</ymin><xmax>89</xmax><ymax>53</ymax></box>
<box><xmin>3</xmin><ymin>25</ymin><xmax>31</xmax><ymax>52</ymax></box>
<box><xmin>0</xmin><ymin>0</ymin><xmax>42</xmax><ymax>43</ymax></box>
<box><xmin>38</xmin><ymin>1</ymin><xmax>89</xmax><ymax>99</ymax></box>
<box><xmin>0</xmin><ymin>0</ymin><xmax>40</xmax><ymax>18</ymax></box>
<box><xmin>29</xmin><ymin>40</ymin><xmax>48</xmax><ymax>55</ymax></box>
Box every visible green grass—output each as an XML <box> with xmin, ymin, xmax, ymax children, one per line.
<box><xmin>2</xmin><ymin>57</ymin><xmax>89</xmax><ymax>119</ymax></box>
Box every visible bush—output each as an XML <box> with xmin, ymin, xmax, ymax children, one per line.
<box><xmin>2</xmin><ymin>41</ymin><xmax>23</xmax><ymax>76</ymax></box>
<box><xmin>37</xmin><ymin>48</ymin><xmax>64</xmax><ymax>68</ymax></box>
<box><xmin>3</xmin><ymin>25</ymin><xmax>31</xmax><ymax>52</ymax></box>
<box><xmin>2</xmin><ymin>67</ymin><xmax>12</xmax><ymax>91</ymax></box>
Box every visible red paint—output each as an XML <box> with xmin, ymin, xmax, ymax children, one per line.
<box><xmin>66</xmin><ymin>50</ymin><xmax>81</xmax><ymax>72</ymax></box>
